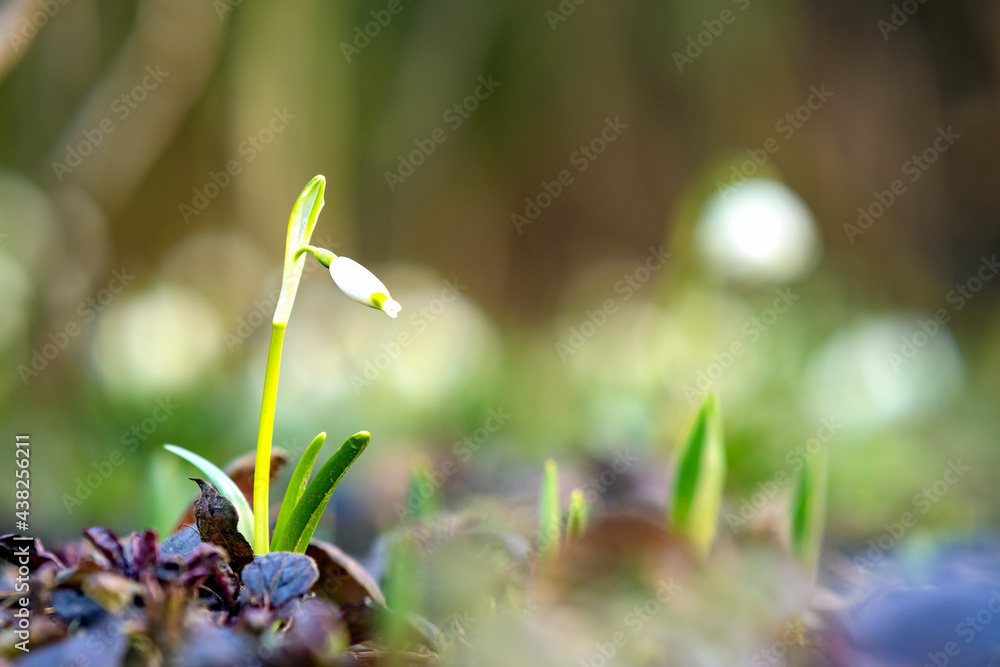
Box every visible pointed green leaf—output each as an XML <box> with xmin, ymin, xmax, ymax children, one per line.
<box><xmin>538</xmin><ymin>459</ymin><xmax>561</xmax><ymax>558</ymax></box>
<box><xmin>274</xmin><ymin>175</ymin><xmax>325</xmax><ymax>325</ymax></box>
<box><xmin>164</xmin><ymin>444</ymin><xmax>254</xmax><ymax>543</ymax></box>
<box><xmin>270</xmin><ymin>432</ymin><xmax>327</xmax><ymax>552</ymax></box>
<box><xmin>406</xmin><ymin>463</ymin><xmax>438</xmax><ymax>522</ymax></box>
<box><xmin>566</xmin><ymin>488</ymin><xmax>588</xmax><ymax>541</ymax></box>
<box><xmin>383</xmin><ymin>536</ymin><xmax>422</xmax><ymax>650</ymax></box>
<box><xmin>272</xmin><ymin>431</ymin><xmax>370</xmax><ymax>553</ymax></box>
<box><xmin>668</xmin><ymin>394</ymin><xmax>726</xmax><ymax>558</ymax></box>
<box><xmin>790</xmin><ymin>448</ymin><xmax>827</xmax><ymax>577</ymax></box>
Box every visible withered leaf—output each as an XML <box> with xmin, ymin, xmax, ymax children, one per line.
<box><xmin>307</xmin><ymin>539</ymin><xmax>386</xmax><ymax>607</ymax></box>
<box><xmin>307</xmin><ymin>539</ymin><xmax>385</xmax><ymax>645</ymax></box>
<box><xmin>239</xmin><ymin>551</ymin><xmax>319</xmax><ymax>609</ymax></box>
<box><xmin>190</xmin><ymin>478</ymin><xmax>254</xmax><ymax>574</ymax></box>
<box><xmin>175</xmin><ymin>448</ymin><xmax>289</xmax><ymax>534</ymax></box>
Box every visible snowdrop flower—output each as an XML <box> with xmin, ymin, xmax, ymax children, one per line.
<box><xmin>328</xmin><ymin>255</ymin><xmax>402</xmax><ymax>318</ymax></box>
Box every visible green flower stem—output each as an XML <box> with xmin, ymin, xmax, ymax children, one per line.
<box><xmin>253</xmin><ymin>322</ymin><xmax>286</xmax><ymax>554</ymax></box>
<box><xmin>251</xmin><ymin>175</ymin><xmax>326</xmax><ymax>555</ymax></box>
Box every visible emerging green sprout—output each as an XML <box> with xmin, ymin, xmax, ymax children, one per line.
<box><xmin>538</xmin><ymin>459</ymin><xmax>561</xmax><ymax>561</ymax></box>
<box><xmin>668</xmin><ymin>393</ymin><xmax>727</xmax><ymax>558</ymax></box>
<box><xmin>566</xmin><ymin>488</ymin><xmax>588</xmax><ymax>541</ymax></box>
<box><xmin>790</xmin><ymin>448</ymin><xmax>828</xmax><ymax>579</ymax></box>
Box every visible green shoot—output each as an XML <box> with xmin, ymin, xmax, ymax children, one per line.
<box><xmin>538</xmin><ymin>459</ymin><xmax>561</xmax><ymax>559</ymax></box>
<box><xmin>270</xmin><ymin>431</ymin><xmax>371</xmax><ymax>553</ymax></box>
<box><xmin>384</xmin><ymin>536</ymin><xmax>422</xmax><ymax>651</ymax></box>
<box><xmin>406</xmin><ymin>463</ymin><xmax>438</xmax><ymax>522</ymax></box>
<box><xmin>790</xmin><ymin>448</ymin><xmax>828</xmax><ymax>579</ymax></box>
<box><xmin>668</xmin><ymin>393</ymin><xmax>726</xmax><ymax>558</ymax></box>
<box><xmin>566</xmin><ymin>488</ymin><xmax>588</xmax><ymax>540</ymax></box>
<box><xmin>270</xmin><ymin>432</ymin><xmax>327</xmax><ymax>552</ymax></box>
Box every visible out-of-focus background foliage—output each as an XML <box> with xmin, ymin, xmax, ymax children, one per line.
<box><xmin>1</xmin><ymin>0</ymin><xmax>998</xmax><ymax>558</ymax></box>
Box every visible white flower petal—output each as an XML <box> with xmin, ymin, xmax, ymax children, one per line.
<box><xmin>329</xmin><ymin>256</ymin><xmax>400</xmax><ymax>317</ymax></box>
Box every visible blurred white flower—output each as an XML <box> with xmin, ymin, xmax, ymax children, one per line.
<box><xmin>329</xmin><ymin>256</ymin><xmax>401</xmax><ymax>318</ymax></box>
<box><xmin>695</xmin><ymin>178</ymin><xmax>821</xmax><ymax>283</ymax></box>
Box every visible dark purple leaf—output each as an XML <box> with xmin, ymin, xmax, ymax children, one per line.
<box><xmin>51</xmin><ymin>588</ymin><xmax>108</xmax><ymax>627</ymax></box>
<box><xmin>239</xmin><ymin>552</ymin><xmax>319</xmax><ymax>610</ymax></box>
<box><xmin>160</xmin><ymin>525</ymin><xmax>202</xmax><ymax>559</ymax></box>
<box><xmin>0</xmin><ymin>534</ymin><xmax>64</xmax><ymax>571</ymax></box>
<box><xmin>84</xmin><ymin>527</ymin><xmax>127</xmax><ymax>573</ymax></box>
<box><xmin>124</xmin><ymin>530</ymin><xmax>159</xmax><ymax>578</ymax></box>
<box><xmin>272</xmin><ymin>597</ymin><xmax>347</xmax><ymax>662</ymax></box>
<box><xmin>17</xmin><ymin>616</ymin><xmax>127</xmax><ymax>667</ymax></box>
<box><xmin>169</xmin><ymin>618</ymin><xmax>263</xmax><ymax>667</ymax></box>
<box><xmin>191</xmin><ymin>478</ymin><xmax>254</xmax><ymax>574</ymax></box>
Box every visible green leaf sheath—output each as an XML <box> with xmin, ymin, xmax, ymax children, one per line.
<box><xmin>274</xmin><ymin>175</ymin><xmax>326</xmax><ymax>325</ymax></box>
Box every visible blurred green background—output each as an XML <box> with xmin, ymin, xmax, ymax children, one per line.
<box><xmin>1</xmin><ymin>0</ymin><xmax>998</xmax><ymax>559</ymax></box>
